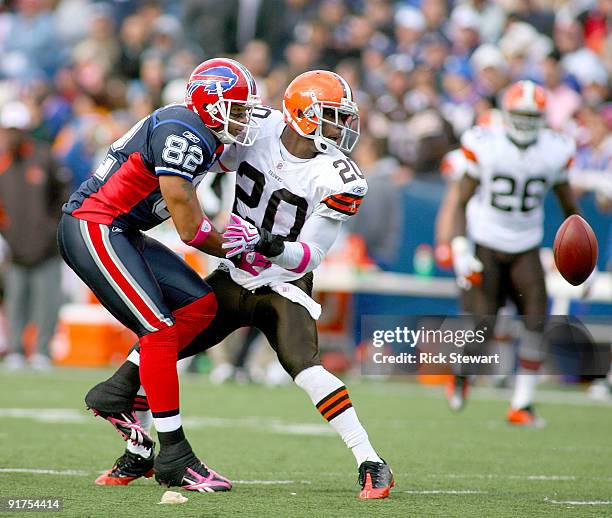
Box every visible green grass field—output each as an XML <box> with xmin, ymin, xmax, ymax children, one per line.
<box><xmin>1</xmin><ymin>369</ymin><xmax>611</xmax><ymax>517</ymax></box>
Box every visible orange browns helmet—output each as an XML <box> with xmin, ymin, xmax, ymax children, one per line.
<box><xmin>501</xmin><ymin>80</ymin><xmax>547</xmax><ymax>146</ymax></box>
<box><xmin>282</xmin><ymin>70</ymin><xmax>360</xmax><ymax>154</ymax></box>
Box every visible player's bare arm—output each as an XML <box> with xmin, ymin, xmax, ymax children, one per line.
<box><xmin>451</xmin><ymin>170</ymin><xmax>483</xmax><ymax>290</ymax></box>
<box><xmin>454</xmin><ymin>173</ymin><xmax>479</xmax><ymax>237</ymax></box>
<box><xmin>553</xmin><ymin>181</ymin><xmax>580</xmax><ymax>218</ymax></box>
<box><xmin>435</xmin><ymin>180</ymin><xmax>460</xmax><ymax>246</ymax></box>
<box><xmin>159</xmin><ymin>175</ymin><xmax>225</xmax><ymax>257</ymax></box>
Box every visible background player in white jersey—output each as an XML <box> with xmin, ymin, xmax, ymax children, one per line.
<box><xmin>437</xmin><ymin>111</ymin><xmax>515</xmax><ymax>400</ymax></box>
<box><xmin>448</xmin><ymin>80</ymin><xmax>580</xmax><ymax>426</ymax></box>
<box><xmin>87</xmin><ymin>70</ymin><xmax>394</xmax><ymax>500</ymax></box>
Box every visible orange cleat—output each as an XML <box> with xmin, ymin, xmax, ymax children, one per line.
<box><xmin>507</xmin><ymin>406</ymin><xmax>546</xmax><ymax>428</ymax></box>
<box><xmin>358</xmin><ymin>460</ymin><xmax>394</xmax><ymax>500</ymax></box>
<box><xmin>95</xmin><ymin>450</ymin><xmax>154</xmax><ymax>486</ymax></box>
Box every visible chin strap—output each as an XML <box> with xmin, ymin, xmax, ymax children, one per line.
<box><xmin>313</xmin><ymin>136</ymin><xmax>332</xmax><ymax>153</ymax></box>
<box><xmin>211</xmin><ymin>125</ymin><xmax>233</xmax><ymax>145</ymax></box>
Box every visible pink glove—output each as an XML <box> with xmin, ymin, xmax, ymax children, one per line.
<box><xmin>222</xmin><ymin>214</ymin><xmax>260</xmax><ymax>258</ymax></box>
<box><xmin>234</xmin><ymin>251</ymin><xmax>271</xmax><ymax>276</ymax></box>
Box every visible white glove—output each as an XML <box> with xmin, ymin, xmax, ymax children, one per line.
<box><xmin>222</xmin><ymin>214</ymin><xmax>260</xmax><ymax>258</ymax></box>
<box><xmin>451</xmin><ymin>236</ymin><xmax>483</xmax><ymax>290</ymax></box>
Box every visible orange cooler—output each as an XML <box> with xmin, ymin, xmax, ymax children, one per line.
<box><xmin>52</xmin><ymin>304</ymin><xmax>137</xmax><ymax>367</ymax></box>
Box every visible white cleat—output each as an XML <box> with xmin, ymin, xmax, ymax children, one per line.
<box><xmin>4</xmin><ymin>353</ymin><xmax>26</xmax><ymax>371</ymax></box>
<box><xmin>29</xmin><ymin>353</ymin><xmax>52</xmax><ymax>371</ymax></box>
<box><xmin>209</xmin><ymin>363</ymin><xmax>235</xmax><ymax>385</ymax></box>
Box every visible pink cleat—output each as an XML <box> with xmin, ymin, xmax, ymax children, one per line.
<box><xmin>180</xmin><ymin>463</ymin><xmax>233</xmax><ymax>493</ymax></box>
<box><xmin>154</xmin><ymin>439</ymin><xmax>232</xmax><ymax>493</ymax></box>
<box><xmin>90</xmin><ymin>408</ymin><xmax>155</xmax><ymax>449</ymax></box>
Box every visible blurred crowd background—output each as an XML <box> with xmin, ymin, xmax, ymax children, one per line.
<box><xmin>0</xmin><ymin>0</ymin><xmax>611</xmax><ymax>269</ymax></box>
<box><xmin>0</xmin><ymin>0</ymin><xmax>610</xmax><ymax>374</ymax></box>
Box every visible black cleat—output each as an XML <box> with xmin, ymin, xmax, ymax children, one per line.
<box><xmin>85</xmin><ymin>375</ymin><xmax>139</xmax><ymax>414</ymax></box>
<box><xmin>154</xmin><ymin>439</ymin><xmax>232</xmax><ymax>492</ymax></box>
<box><xmin>358</xmin><ymin>459</ymin><xmax>394</xmax><ymax>499</ymax></box>
<box><xmin>95</xmin><ymin>449</ymin><xmax>155</xmax><ymax>486</ymax></box>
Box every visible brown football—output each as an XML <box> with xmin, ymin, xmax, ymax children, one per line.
<box><xmin>553</xmin><ymin>215</ymin><xmax>598</xmax><ymax>286</ymax></box>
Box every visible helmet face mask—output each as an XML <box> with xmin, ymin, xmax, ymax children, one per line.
<box><xmin>305</xmin><ymin>99</ymin><xmax>360</xmax><ymax>153</ymax></box>
<box><xmin>186</xmin><ymin>58</ymin><xmax>261</xmax><ymax>146</ymax></box>
<box><xmin>206</xmin><ymin>94</ymin><xmax>261</xmax><ymax>146</ymax></box>
<box><xmin>501</xmin><ymin>80</ymin><xmax>546</xmax><ymax>146</ymax></box>
<box><xmin>283</xmin><ymin>70</ymin><xmax>360</xmax><ymax>154</ymax></box>
<box><xmin>503</xmin><ymin>110</ymin><xmax>543</xmax><ymax>145</ymax></box>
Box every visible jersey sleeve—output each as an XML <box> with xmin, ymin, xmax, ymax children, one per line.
<box><xmin>460</xmin><ymin>128</ymin><xmax>484</xmax><ymax>180</ymax></box>
<box><xmin>312</xmin><ymin>158</ymin><xmax>368</xmax><ymax>222</ymax></box>
<box><xmin>441</xmin><ymin>149</ymin><xmax>468</xmax><ymax>183</ymax></box>
<box><xmin>150</xmin><ymin>122</ymin><xmax>215</xmax><ymax>182</ymax></box>
<box><xmin>209</xmin><ymin>143</ymin><xmax>240</xmax><ymax>173</ymax></box>
<box><xmin>269</xmin><ymin>212</ymin><xmax>342</xmax><ymax>273</ymax></box>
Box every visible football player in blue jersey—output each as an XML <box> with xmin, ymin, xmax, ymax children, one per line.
<box><xmin>58</xmin><ymin>58</ymin><xmax>269</xmax><ymax>492</ymax></box>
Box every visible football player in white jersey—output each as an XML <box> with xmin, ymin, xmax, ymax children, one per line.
<box><xmin>437</xmin><ymin>111</ymin><xmax>514</xmax><ymax>405</ymax></box>
<box><xmin>86</xmin><ymin>71</ymin><xmax>394</xmax><ymax>499</ymax></box>
<box><xmin>448</xmin><ymin>80</ymin><xmax>580</xmax><ymax>426</ymax></box>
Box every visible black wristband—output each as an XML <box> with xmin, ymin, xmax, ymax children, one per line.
<box><xmin>255</xmin><ymin>228</ymin><xmax>285</xmax><ymax>257</ymax></box>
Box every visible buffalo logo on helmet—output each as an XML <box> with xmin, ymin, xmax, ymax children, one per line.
<box><xmin>187</xmin><ymin>66</ymin><xmax>239</xmax><ymax>98</ymax></box>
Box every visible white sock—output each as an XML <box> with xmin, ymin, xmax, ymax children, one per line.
<box><xmin>153</xmin><ymin>414</ymin><xmax>182</xmax><ymax>433</ymax></box>
<box><xmin>127</xmin><ymin>350</ymin><xmax>140</xmax><ymax>366</ymax></box>
<box><xmin>126</xmin><ymin>386</ymin><xmax>153</xmax><ymax>458</ymax></box>
<box><xmin>294</xmin><ymin>366</ymin><xmax>382</xmax><ymax>466</ymax></box>
<box><xmin>511</xmin><ymin>370</ymin><xmax>539</xmax><ymax>409</ymax></box>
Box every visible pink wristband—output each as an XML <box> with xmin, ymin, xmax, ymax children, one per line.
<box><xmin>184</xmin><ymin>216</ymin><xmax>213</xmax><ymax>248</ymax></box>
<box><xmin>289</xmin><ymin>242</ymin><xmax>311</xmax><ymax>273</ymax></box>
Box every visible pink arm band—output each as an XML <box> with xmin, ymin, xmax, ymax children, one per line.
<box><xmin>184</xmin><ymin>216</ymin><xmax>213</xmax><ymax>248</ymax></box>
<box><xmin>289</xmin><ymin>242</ymin><xmax>311</xmax><ymax>273</ymax></box>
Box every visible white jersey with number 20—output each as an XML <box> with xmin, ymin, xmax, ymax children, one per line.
<box><xmin>212</xmin><ymin>107</ymin><xmax>368</xmax><ymax>290</ymax></box>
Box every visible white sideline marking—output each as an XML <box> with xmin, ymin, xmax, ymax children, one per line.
<box><xmin>427</xmin><ymin>473</ymin><xmax>578</xmax><ymax>481</ymax></box>
<box><xmin>0</xmin><ymin>468</ymin><xmax>89</xmax><ymax>476</ymax></box>
<box><xmin>0</xmin><ymin>469</ymin><xmax>309</xmax><ymax>486</ymax></box>
<box><xmin>234</xmin><ymin>480</ymin><xmax>311</xmax><ymax>485</ymax></box>
<box><xmin>363</xmin><ymin>382</ymin><xmax>612</xmax><ymax>408</ymax></box>
<box><xmin>524</xmin><ymin>475</ymin><xmax>576</xmax><ymax>480</ymax></box>
<box><xmin>269</xmin><ymin>423</ymin><xmax>333</xmax><ymax>436</ymax></box>
<box><xmin>0</xmin><ymin>409</ymin><xmax>333</xmax><ymax>437</ymax></box>
<box><xmin>183</xmin><ymin>416</ymin><xmax>334</xmax><ymax>436</ymax></box>
<box><xmin>304</xmin><ymin>472</ymin><xmax>612</xmax><ymax>482</ymax></box>
<box><xmin>402</xmin><ymin>489</ymin><xmax>486</xmax><ymax>495</ymax></box>
<box><xmin>0</xmin><ymin>408</ymin><xmax>87</xmax><ymax>423</ymax></box>
<box><xmin>545</xmin><ymin>498</ymin><xmax>612</xmax><ymax>506</ymax></box>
